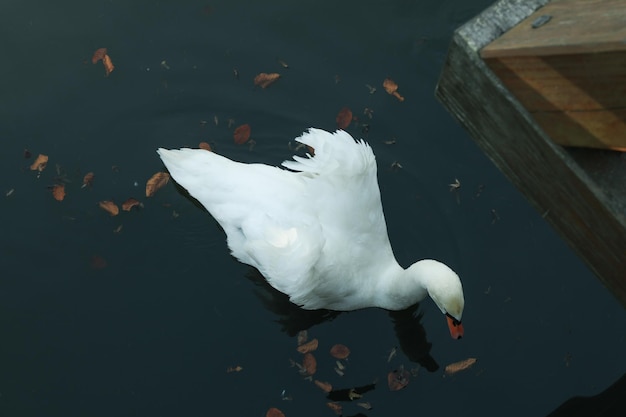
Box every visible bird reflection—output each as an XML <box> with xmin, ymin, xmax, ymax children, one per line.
<box><xmin>245</xmin><ymin>269</ymin><xmax>439</xmax><ymax>371</ymax></box>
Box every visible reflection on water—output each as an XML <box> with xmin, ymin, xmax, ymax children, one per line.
<box><xmin>247</xmin><ymin>269</ymin><xmax>439</xmax><ymax>372</ymax></box>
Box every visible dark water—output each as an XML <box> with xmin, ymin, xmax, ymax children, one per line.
<box><xmin>2</xmin><ymin>1</ymin><xmax>625</xmax><ymax>416</ymax></box>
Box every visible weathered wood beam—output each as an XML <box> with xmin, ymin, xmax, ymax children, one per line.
<box><xmin>435</xmin><ymin>0</ymin><xmax>626</xmax><ymax>308</ymax></box>
<box><xmin>481</xmin><ymin>0</ymin><xmax>626</xmax><ymax>150</ymax></box>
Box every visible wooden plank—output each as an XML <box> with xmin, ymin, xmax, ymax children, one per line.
<box><xmin>480</xmin><ymin>0</ymin><xmax>626</xmax><ymax>150</ymax></box>
<box><xmin>435</xmin><ymin>0</ymin><xmax>626</xmax><ymax>308</ymax></box>
<box><xmin>481</xmin><ymin>0</ymin><xmax>626</xmax><ymax>57</ymax></box>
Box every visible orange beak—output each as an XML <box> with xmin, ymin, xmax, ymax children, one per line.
<box><xmin>446</xmin><ymin>315</ymin><xmax>464</xmax><ymax>339</ymax></box>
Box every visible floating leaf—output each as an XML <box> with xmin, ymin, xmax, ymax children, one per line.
<box><xmin>145</xmin><ymin>172</ymin><xmax>170</xmax><ymax>197</ymax></box>
<box><xmin>122</xmin><ymin>198</ymin><xmax>141</xmax><ymax>211</ymax></box>
<box><xmin>383</xmin><ymin>78</ymin><xmax>405</xmax><ymax>101</ymax></box>
<box><xmin>330</xmin><ymin>344</ymin><xmax>350</xmax><ymax>359</ymax></box>
<box><xmin>30</xmin><ymin>154</ymin><xmax>49</xmax><ymax>171</ymax></box>
<box><xmin>302</xmin><ymin>353</ymin><xmax>317</xmax><ymax>376</ymax></box>
<box><xmin>387</xmin><ymin>368</ymin><xmax>410</xmax><ymax>391</ymax></box>
<box><xmin>52</xmin><ymin>184</ymin><xmax>65</xmax><ymax>201</ymax></box>
<box><xmin>233</xmin><ymin>124</ymin><xmax>251</xmax><ymax>145</ymax></box>
<box><xmin>92</xmin><ymin>48</ymin><xmax>107</xmax><ymax>64</ymax></box>
<box><xmin>198</xmin><ymin>142</ymin><xmax>212</xmax><ymax>151</ymax></box>
<box><xmin>326</xmin><ymin>402</ymin><xmax>342</xmax><ymax>415</ymax></box>
<box><xmin>296</xmin><ymin>330</ymin><xmax>308</xmax><ymax>346</ymax></box>
<box><xmin>314</xmin><ymin>380</ymin><xmax>333</xmax><ymax>393</ymax></box>
<box><xmin>90</xmin><ymin>255</ymin><xmax>107</xmax><ymax>269</ymax></box>
<box><xmin>297</xmin><ymin>338</ymin><xmax>318</xmax><ymax>354</ymax></box>
<box><xmin>444</xmin><ymin>358</ymin><xmax>477</xmax><ymax>375</ymax></box>
<box><xmin>336</xmin><ymin>107</ymin><xmax>353</xmax><ymax>129</ymax></box>
<box><xmin>82</xmin><ymin>172</ymin><xmax>95</xmax><ymax>187</ymax></box>
<box><xmin>357</xmin><ymin>402</ymin><xmax>372</xmax><ymax>410</ymax></box>
<box><xmin>102</xmin><ymin>54</ymin><xmax>115</xmax><ymax>76</ymax></box>
<box><xmin>265</xmin><ymin>407</ymin><xmax>285</xmax><ymax>417</ymax></box>
<box><xmin>99</xmin><ymin>200</ymin><xmax>119</xmax><ymax>216</ymax></box>
<box><xmin>254</xmin><ymin>72</ymin><xmax>281</xmax><ymax>88</ymax></box>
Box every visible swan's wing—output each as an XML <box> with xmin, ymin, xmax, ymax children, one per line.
<box><xmin>281</xmin><ymin>129</ymin><xmax>393</xmax><ymax>256</ymax></box>
<box><xmin>157</xmin><ymin>148</ymin><xmax>325</xmax><ymax>303</ymax></box>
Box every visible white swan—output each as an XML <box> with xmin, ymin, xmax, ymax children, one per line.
<box><xmin>158</xmin><ymin>129</ymin><xmax>465</xmax><ymax>339</ymax></box>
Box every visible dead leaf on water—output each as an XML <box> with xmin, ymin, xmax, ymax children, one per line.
<box><xmin>265</xmin><ymin>407</ymin><xmax>285</xmax><ymax>417</ymax></box>
<box><xmin>82</xmin><ymin>172</ymin><xmax>95</xmax><ymax>188</ymax></box>
<box><xmin>52</xmin><ymin>184</ymin><xmax>65</xmax><ymax>201</ymax></box>
<box><xmin>330</xmin><ymin>344</ymin><xmax>350</xmax><ymax>359</ymax></box>
<box><xmin>102</xmin><ymin>54</ymin><xmax>115</xmax><ymax>77</ymax></box>
<box><xmin>233</xmin><ymin>124</ymin><xmax>251</xmax><ymax>145</ymax></box>
<box><xmin>314</xmin><ymin>380</ymin><xmax>333</xmax><ymax>393</ymax></box>
<box><xmin>296</xmin><ymin>330</ymin><xmax>308</xmax><ymax>346</ymax></box>
<box><xmin>198</xmin><ymin>142</ymin><xmax>212</xmax><ymax>151</ymax></box>
<box><xmin>302</xmin><ymin>352</ymin><xmax>317</xmax><ymax>376</ymax></box>
<box><xmin>254</xmin><ymin>72</ymin><xmax>281</xmax><ymax>88</ymax></box>
<box><xmin>326</xmin><ymin>402</ymin><xmax>342</xmax><ymax>415</ymax></box>
<box><xmin>92</xmin><ymin>48</ymin><xmax>107</xmax><ymax>64</ymax></box>
<box><xmin>387</xmin><ymin>367</ymin><xmax>410</xmax><ymax>391</ymax></box>
<box><xmin>122</xmin><ymin>198</ymin><xmax>141</xmax><ymax>211</ymax></box>
<box><xmin>444</xmin><ymin>358</ymin><xmax>477</xmax><ymax>375</ymax></box>
<box><xmin>90</xmin><ymin>255</ymin><xmax>107</xmax><ymax>269</ymax></box>
<box><xmin>30</xmin><ymin>154</ymin><xmax>49</xmax><ymax>171</ymax></box>
<box><xmin>145</xmin><ymin>172</ymin><xmax>170</xmax><ymax>197</ymax></box>
<box><xmin>336</xmin><ymin>107</ymin><xmax>353</xmax><ymax>129</ymax></box>
<box><xmin>296</xmin><ymin>338</ymin><xmax>318</xmax><ymax>354</ymax></box>
<box><xmin>357</xmin><ymin>402</ymin><xmax>372</xmax><ymax>410</ymax></box>
<box><xmin>383</xmin><ymin>78</ymin><xmax>405</xmax><ymax>102</ymax></box>
<box><xmin>99</xmin><ymin>200</ymin><xmax>119</xmax><ymax>216</ymax></box>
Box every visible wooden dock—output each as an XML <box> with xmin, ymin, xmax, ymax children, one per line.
<box><xmin>436</xmin><ymin>0</ymin><xmax>626</xmax><ymax>308</ymax></box>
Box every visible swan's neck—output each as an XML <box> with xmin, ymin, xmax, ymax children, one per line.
<box><xmin>373</xmin><ymin>261</ymin><xmax>429</xmax><ymax>311</ymax></box>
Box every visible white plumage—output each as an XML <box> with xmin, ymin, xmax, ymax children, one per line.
<box><xmin>158</xmin><ymin>128</ymin><xmax>465</xmax><ymax>338</ymax></box>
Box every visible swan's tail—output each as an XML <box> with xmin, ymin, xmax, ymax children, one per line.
<box><xmin>281</xmin><ymin>128</ymin><xmax>375</xmax><ymax>177</ymax></box>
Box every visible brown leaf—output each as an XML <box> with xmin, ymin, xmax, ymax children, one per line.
<box><xmin>326</xmin><ymin>402</ymin><xmax>342</xmax><ymax>415</ymax></box>
<box><xmin>82</xmin><ymin>172</ymin><xmax>95</xmax><ymax>187</ymax></box>
<box><xmin>233</xmin><ymin>124</ymin><xmax>251</xmax><ymax>145</ymax></box>
<box><xmin>330</xmin><ymin>344</ymin><xmax>350</xmax><ymax>359</ymax></box>
<box><xmin>102</xmin><ymin>54</ymin><xmax>115</xmax><ymax>77</ymax></box>
<box><xmin>254</xmin><ymin>72</ymin><xmax>281</xmax><ymax>88</ymax></box>
<box><xmin>99</xmin><ymin>200</ymin><xmax>120</xmax><ymax>216</ymax></box>
<box><xmin>296</xmin><ymin>338</ymin><xmax>318</xmax><ymax>354</ymax></box>
<box><xmin>145</xmin><ymin>172</ymin><xmax>170</xmax><ymax>197</ymax></box>
<box><xmin>444</xmin><ymin>358</ymin><xmax>477</xmax><ymax>375</ymax></box>
<box><xmin>336</xmin><ymin>107</ymin><xmax>353</xmax><ymax>129</ymax></box>
<box><xmin>90</xmin><ymin>255</ymin><xmax>108</xmax><ymax>269</ymax></box>
<box><xmin>122</xmin><ymin>198</ymin><xmax>141</xmax><ymax>211</ymax></box>
<box><xmin>314</xmin><ymin>380</ymin><xmax>333</xmax><ymax>393</ymax></box>
<box><xmin>383</xmin><ymin>78</ymin><xmax>405</xmax><ymax>101</ymax></box>
<box><xmin>52</xmin><ymin>184</ymin><xmax>65</xmax><ymax>201</ymax></box>
<box><xmin>387</xmin><ymin>368</ymin><xmax>410</xmax><ymax>391</ymax></box>
<box><xmin>265</xmin><ymin>407</ymin><xmax>285</xmax><ymax>417</ymax></box>
<box><xmin>302</xmin><ymin>352</ymin><xmax>317</xmax><ymax>376</ymax></box>
<box><xmin>30</xmin><ymin>154</ymin><xmax>49</xmax><ymax>171</ymax></box>
<box><xmin>92</xmin><ymin>48</ymin><xmax>107</xmax><ymax>64</ymax></box>
<box><xmin>198</xmin><ymin>142</ymin><xmax>212</xmax><ymax>151</ymax></box>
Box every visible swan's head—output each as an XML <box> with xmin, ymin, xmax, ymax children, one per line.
<box><xmin>411</xmin><ymin>259</ymin><xmax>465</xmax><ymax>339</ymax></box>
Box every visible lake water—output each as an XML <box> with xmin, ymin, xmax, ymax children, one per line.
<box><xmin>1</xmin><ymin>0</ymin><xmax>625</xmax><ymax>416</ymax></box>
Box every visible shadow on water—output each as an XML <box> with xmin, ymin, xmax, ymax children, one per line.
<box><xmin>245</xmin><ymin>268</ymin><xmax>439</xmax><ymax>372</ymax></box>
<box><xmin>546</xmin><ymin>373</ymin><xmax>626</xmax><ymax>417</ymax></box>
